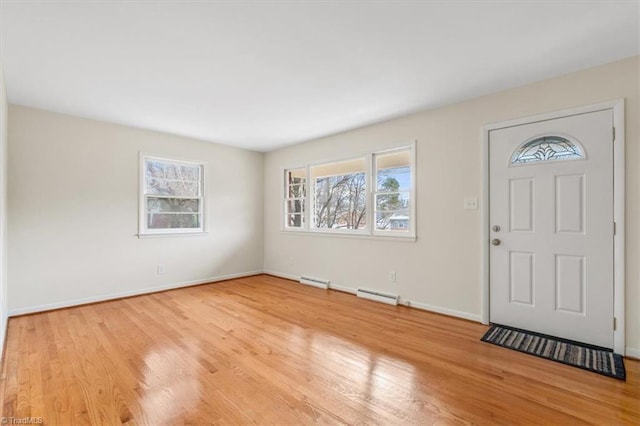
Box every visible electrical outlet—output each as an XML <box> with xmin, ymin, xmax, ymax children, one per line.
<box><xmin>157</xmin><ymin>264</ymin><xmax>166</xmax><ymax>274</ymax></box>
<box><xmin>464</xmin><ymin>197</ymin><xmax>479</xmax><ymax>210</ymax></box>
<box><xmin>389</xmin><ymin>271</ymin><xmax>397</xmax><ymax>283</ymax></box>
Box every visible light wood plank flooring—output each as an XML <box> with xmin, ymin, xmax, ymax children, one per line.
<box><xmin>1</xmin><ymin>274</ymin><xmax>638</xmax><ymax>425</ymax></box>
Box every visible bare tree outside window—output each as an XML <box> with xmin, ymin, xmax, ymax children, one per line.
<box><xmin>313</xmin><ymin>172</ymin><xmax>367</xmax><ymax>229</ymax></box>
<box><xmin>283</xmin><ymin>146</ymin><xmax>414</xmax><ymax>236</ymax></box>
<box><xmin>142</xmin><ymin>156</ymin><xmax>205</xmax><ymax>234</ymax></box>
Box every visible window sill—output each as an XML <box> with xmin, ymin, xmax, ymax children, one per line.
<box><xmin>137</xmin><ymin>232</ymin><xmax>209</xmax><ymax>239</ymax></box>
<box><xmin>280</xmin><ymin>229</ymin><xmax>416</xmax><ymax>242</ymax></box>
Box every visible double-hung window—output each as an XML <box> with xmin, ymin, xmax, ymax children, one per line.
<box><xmin>140</xmin><ymin>155</ymin><xmax>206</xmax><ymax>235</ymax></box>
<box><xmin>373</xmin><ymin>149</ymin><xmax>412</xmax><ymax>233</ymax></box>
<box><xmin>282</xmin><ymin>143</ymin><xmax>415</xmax><ymax>238</ymax></box>
<box><xmin>284</xmin><ymin>168</ymin><xmax>306</xmax><ymax>229</ymax></box>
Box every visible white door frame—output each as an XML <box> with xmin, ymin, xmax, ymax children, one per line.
<box><xmin>481</xmin><ymin>99</ymin><xmax>626</xmax><ymax>355</ymax></box>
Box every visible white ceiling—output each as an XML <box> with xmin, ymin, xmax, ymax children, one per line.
<box><xmin>1</xmin><ymin>1</ymin><xmax>638</xmax><ymax>152</ymax></box>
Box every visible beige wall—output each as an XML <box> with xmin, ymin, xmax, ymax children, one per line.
<box><xmin>8</xmin><ymin>106</ymin><xmax>264</xmax><ymax>313</ymax></box>
<box><xmin>0</xmin><ymin>64</ymin><xmax>7</xmax><ymax>351</ymax></box>
<box><xmin>263</xmin><ymin>56</ymin><xmax>640</xmax><ymax>353</ymax></box>
<box><xmin>6</xmin><ymin>57</ymin><xmax>638</xmax><ymax>354</ymax></box>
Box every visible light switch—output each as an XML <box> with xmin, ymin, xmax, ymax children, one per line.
<box><xmin>464</xmin><ymin>198</ymin><xmax>479</xmax><ymax>210</ymax></box>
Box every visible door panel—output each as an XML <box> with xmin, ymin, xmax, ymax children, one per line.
<box><xmin>489</xmin><ymin>109</ymin><xmax>614</xmax><ymax>348</ymax></box>
<box><xmin>555</xmin><ymin>254</ymin><xmax>585</xmax><ymax>314</ymax></box>
<box><xmin>510</xmin><ymin>178</ymin><xmax>534</xmax><ymax>232</ymax></box>
<box><xmin>555</xmin><ymin>174</ymin><xmax>584</xmax><ymax>234</ymax></box>
<box><xmin>509</xmin><ymin>251</ymin><xmax>534</xmax><ymax>305</ymax></box>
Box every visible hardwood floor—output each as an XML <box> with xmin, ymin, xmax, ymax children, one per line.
<box><xmin>0</xmin><ymin>275</ymin><xmax>638</xmax><ymax>425</ymax></box>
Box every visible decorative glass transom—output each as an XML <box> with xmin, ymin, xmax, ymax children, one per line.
<box><xmin>511</xmin><ymin>136</ymin><xmax>584</xmax><ymax>165</ymax></box>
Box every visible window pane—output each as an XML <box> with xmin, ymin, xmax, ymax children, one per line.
<box><xmin>146</xmin><ymin>160</ymin><xmax>200</xmax><ymax>182</ymax></box>
<box><xmin>286</xmin><ymin>168</ymin><xmax>306</xmax><ymax>185</ymax></box>
<box><xmin>148</xmin><ymin>197</ymin><xmax>200</xmax><ymax>213</ymax></box>
<box><xmin>286</xmin><ymin>213</ymin><xmax>304</xmax><ymax>228</ymax></box>
<box><xmin>376</xmin><ymin>151</ymin><xmax>411</xmax><ymax>191</ymax></box>
<box><xmin>145</xmin><ymin>159</ymin><xmax>201</xmax><ymax>196</ymax></box>
<box><xmin>311</xmin><ymin>158</ymin><xmax>364</xmax><ymax>179</ymax></box>
<box><xmin>375</xmin><ymin>211</ymin><xmax>410</xmax><ymax>231</ymax></box>
<box><xmin>284</xmin><ymin>168</ymin><xmax>307</xmax><ymax>229</ymax></box>
<box><xmin>511</xmin><ymin>136</ymin><xmax>584</xmax><ymax>165</ymax></box>
<box><xmin>375</xmin><ymin>192</ymin><xmax>410</xmax><ymax>212</ymax></box>
<box><xmin>286</xmin><ymin>199</ymin><xmax>304</xmax><ymax>214</ymax></box>
<box><xmin>146</xmin><ymin>178</ymin><xmax>199</xmax><ymax>197</ymax></box>
<box><xmin>312</xmin><ymin>158</ymin><xmax>367</xmax><ymax>230</ymax></box>
<box><xmin>147</xmin><ymin>213</ymin><xmax>200</xmax><ymax>229</ymax></box>
<box><xmin>142</xmin><ymin>156</ymin><xmax>205</xmax><ymax>234</ymax></box>
<box><xmin>288</xmin><ymin>184</ymin><xmax>305</xmax><ymax>198</ymax></box>
<box><xmin>375</xmin><ymin>149</ymin><xmax>412</xmax><ymax>233</ymax></box>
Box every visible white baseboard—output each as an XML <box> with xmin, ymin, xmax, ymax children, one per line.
<box><xmin>6</xmin><ymin>269</ymin><xmax>628</xmax><ymax>351</ymax></box>
<box><xmin>8</xmin><ymin>270</ymin><xmax>263</xmax><ymax>317</ymax></box>
<box><xmin>264</xmin><ymin>270</ymin><xmax>478</xmax><ymax>322</ymax></box>
<box><xmin>8</xmin><ymin>268</ymin><xmax>478</xmax><ymax>326</ymax></box>
<box><xmin>626</xmin><ymin>347</ymin><xmax>640</xmax><ymax>359</ymax></box>
<box><xmin>263</xmin><ymin>270</ymin><xmax>299</xmax><ymax>282</ymax></box>
<box><xmin>404</xmin><ymin>300</ymin><xmax>482</xmax><ymax>323</ymax></box>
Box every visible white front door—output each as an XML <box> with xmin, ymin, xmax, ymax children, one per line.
<box><xmin>489</xmin><ymin>109</ymin><xmax>614</xmax><ymax>349</ymax></box>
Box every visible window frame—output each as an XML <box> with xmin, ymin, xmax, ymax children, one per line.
<box><xmin>372</xmin><ymin>145</ymin><xmax>416</xmax><ymax>238</ymax></box>
<box><xmin>139</xmin><ymin>153</ymin><xmax>208</xmax><ymax>237</ymax></box>
<box><xmin>281</xmin><ymin>142</ymin><xmax>416</xmax><ymax>239</ymax></box>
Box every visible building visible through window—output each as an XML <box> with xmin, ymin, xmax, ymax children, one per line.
<box><xmin>282</xmin><ymin>144</ymin><xmax>415</xmax><ymax>237</ymax></box>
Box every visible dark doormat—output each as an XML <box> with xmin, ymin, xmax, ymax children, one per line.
<box><xmin>481</xmin><ymin>324</ymin><xmax>625</xmax><ymax>380</ymax></box>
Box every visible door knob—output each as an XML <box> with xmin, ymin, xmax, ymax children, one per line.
<box><xmin>491</xmin><ymin>239</ymin><xmax>501</xmax><ymax>246</ymax></box>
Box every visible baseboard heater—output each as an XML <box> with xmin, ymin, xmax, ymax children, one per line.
<box><xmin>357</xmin><ymin>288</ymin><xmax>399</xmax><ymax>306</ymax></box>
<box><xmin>299</xmin><ymin>276</ymin><xmax>330</xmax><ymax>290</ymax></box>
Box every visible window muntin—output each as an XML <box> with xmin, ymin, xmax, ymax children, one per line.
<box><xmin>311</xmin><ymin>158</ymin><xmax>367</xmax><ymax>230</ymax></box>
<box><xmin>284</xmin><ymin>168</ymin><xmax>306</xmax><ymax>228</ymax></box>
<box><xmin>511</xmin><ymin>135</ymin><xmax>584</xmax><ymax>165</ymax></box>
<box><xmin>141</xmin><ymin>155</ymin><xmax>205</xmax><ymax>234</ymax></box>
<box><xmin>374</xmin><ymin>150</ymin><xmax>411</xmax><ymax>232</ymax></box>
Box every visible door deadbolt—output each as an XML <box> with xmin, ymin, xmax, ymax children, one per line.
<box><xmin>492</xmin><ymin>225</ymin><xmax>501</xmax><ymax>232</ymax></box>
<box><xmin>491</xmin><ymin>239</ymin><xmax>501</xmax><ymax>246</ymax></box>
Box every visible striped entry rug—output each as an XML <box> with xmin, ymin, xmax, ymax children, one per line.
<box><xmin>481</xmin><ymin>324</ymin><xmax>626</xmax><ymax>380</ymax></box>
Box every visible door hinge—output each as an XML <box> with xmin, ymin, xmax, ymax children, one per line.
<box><xmin>614</xmin><ymin>221</ymin><xmax>617</xmax><ymax>235</ymax></box>
<box><xmin>614</xmin><ymin>317</ymin><xmax>617</xmax><ymax>331</ymax></box>
<box><xmin>613</xmin><ymin>127</ymin><xmax>616</xmax><ymax>142</ymax></box>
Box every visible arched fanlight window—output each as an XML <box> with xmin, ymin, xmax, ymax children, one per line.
<box><xmin>511</xmin><ymin>135</ymin><xmax>585</xmax><ymax>165</ymax></box>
